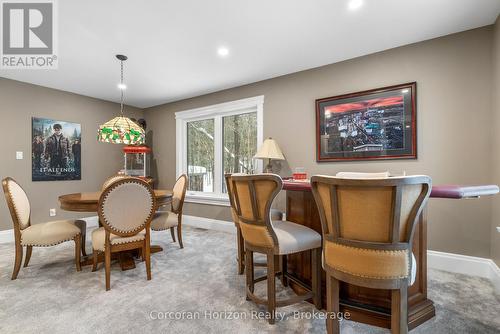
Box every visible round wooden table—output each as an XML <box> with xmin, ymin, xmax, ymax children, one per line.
<box><xmin>59</xmin><ymin>190</ymin><xmax>172</xmax><ymax>270</ymax></box>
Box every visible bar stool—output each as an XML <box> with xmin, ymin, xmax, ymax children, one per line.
<box><xmin>230</xmin><ymin>173</ymin><xmax>322</xmax><ymax>324</ymax></box>
<box><xmin>310</xmin><ymin>175</ymin><xmax>431</xmax><ymax>334</ymax></box>
<box><xmin>225</xmin><ymin>173</ymin><xmax>283</xmax><ymax>275</ymax></box>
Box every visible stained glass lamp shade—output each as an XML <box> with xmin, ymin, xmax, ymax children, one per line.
<box><xmin>98</xmin><ymin>54</ymin><xmax>145</xmax><ymax>145</ymax></box>
<box><xmin>98</xmin><ymin>116</ymin><xmax>145</xmax><ymax>145</ymax></box>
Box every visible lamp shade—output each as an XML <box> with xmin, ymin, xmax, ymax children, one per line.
<box><xmin>254</xmin><ymin>138</ymin><xmax>285</xmax><ymax>160</ymax></box>
<box><xmin>97</xmin><ymin>116</ymin><xmax>145</xmax><ymax>145</ymax></box>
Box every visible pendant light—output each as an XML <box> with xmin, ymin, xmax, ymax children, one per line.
<box><xmin>97</xmin><ymin>55</ymin><xmax>145</xmax><ymax>145</ymax></box>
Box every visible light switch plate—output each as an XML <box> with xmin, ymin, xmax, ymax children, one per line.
<box><xmin>497</xmin><ymin>227</ymin><xmax>500</xmax><ymax>233</ymax></box>
<box><xmin>49</xmin><ymin>208</ymin><xmax>56</xmax><ymax>217</ymax></box>
<box><xmin>16</xmin><ymin>151</ymin><xmax>23</xmax><ymax>160</ymax></box>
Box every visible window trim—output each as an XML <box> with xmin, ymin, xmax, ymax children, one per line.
<box><xmin>175</xmin><ymin>95</ymin><xmax>264</xmax><ymax>206</ymax></box>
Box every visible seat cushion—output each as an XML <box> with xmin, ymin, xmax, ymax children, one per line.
<box><xmin>324</xmin><ymin>241</ymin><xmax>409</xmax><ymax>279</ymax></box>
<box><xmin>20</xmin><ymin>220</ymin><xmax>81</xmax><ymax>246</ymax></box>
<box><xmin>274</xmin><ymin>220</ymin><xmax>321</xmax><ymax>255</ymax></box>
<box><xmin>91</xmin><ymin>227</ymin><xmax>146</xmax><ymax>251</ymax></box>
<box><xmin>150</xmin><ymin>211</ymin><xmax>178</xmax><ymax>231</ymax></box>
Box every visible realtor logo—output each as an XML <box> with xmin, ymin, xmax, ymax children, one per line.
<box><xmin>1</xmin><ymin>0</ymin><xmax>58</xmax><ymax>69</ymax></box>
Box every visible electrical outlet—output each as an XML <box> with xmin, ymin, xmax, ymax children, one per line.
<box><xmin>16</xmin><ymin>151</ymin><xmax>23</xmax><ymax>160</ymax></box>
<box><xmin>49</xmin><ymin>208</ymin><xmax>56</xmax><ymax>217</ymax></box>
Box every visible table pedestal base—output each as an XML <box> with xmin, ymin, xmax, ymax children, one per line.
<box><xmin>80</xmin><ymin>244</ymin><xmax>163</xmax><ymax>271</ymax></box>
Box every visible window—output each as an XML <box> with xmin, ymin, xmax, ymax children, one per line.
<box><xmin>176</xmin><ymin>96</ymin><xmax>264</xmax><ymax>205</ymax></box>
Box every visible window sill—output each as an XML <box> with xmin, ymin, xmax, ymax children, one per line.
<box><xmin>184</xmin><ymin>193</ymin><xmax>230</xmax><ymax>207</ymax></box>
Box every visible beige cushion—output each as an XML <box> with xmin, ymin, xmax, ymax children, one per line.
<box><xmin>172</xmin><ymin>176</ymin><xmax>186</xmax><ymax>212</ymax></box>
<box><xmin>6</xmin><ymin>179</ymin><xmax>31</xmax><ymax>230</ymax></box>
<box><xmin>324</xmin><ymin>241</ymin><xmax>409</xmax><ymax>279</ymax></box>
<box><xmin>274</xmin><ymin>220</ymin><xmax>321</xmax><ymax>255</ymax></box>
<box><xmin>335</xmin><ymin>172</ymin><xmax>390</xmax><ymax>179</ymax></box>
<box><xmin>101</xmin><ymin>181</ymin><xmax>154</xmax><ymax>233</ymax></box>
<box><xmin>91</xmin><ymin>227</ymin><xmax>146</xmax><ymax>251</ymax></box>
<box><xmin>21</xmin><ymin>220</ymin><xmax>81</xmax><ymax>246</ymax></box>
<box><xmin>150</xmin><ymin>211</ymin><xmax>179</xmax><ymax>231</ymax></box>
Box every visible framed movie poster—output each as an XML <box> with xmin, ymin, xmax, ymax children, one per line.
<box><xmin>316</xmin><ymin>82</ymin><xmax>416</xmax><ymax>162</ymax></box>
<box><xmin>32</xmin><ymin>117</ymin><xmax>82</xmax><ymax>181</ymax></box>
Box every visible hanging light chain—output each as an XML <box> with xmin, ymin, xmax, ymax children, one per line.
<box><xmin>120</xmin><ymin>59</ymin><xmax>124</xmax><ymax>116</ymax></box>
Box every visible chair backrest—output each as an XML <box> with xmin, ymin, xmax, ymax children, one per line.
<box><xmin>310</xmin><ymin>175</ymin><xmax>431</xmax><ymax>247</ymax></box>
<box><xmin>171</xmin><ymin>174</ymin><xmax>187</xmax><ymax>213</ymax></box>
<box><xmin>102</xmin><ymin>174</ymin><xmax>127</xmax><ymax>190</ymax></box>
<box><xmin>98</xmin><ymin>177</ymin><xmax>156</xmax><ymax>237</ymax></box>
<box><xmin>336</xmin><ymin>171</ymin><xmax>390</xmax><ymax>179</ymax></box>
<box><xmin>2</xmin><ymin>177</ymin><xmax>31</xmax><ymax>231</ymax></box>
<box><xmin>230</xmin><ymin>174</ymin><xmax>282</xmax><ymax>249</ymax></box>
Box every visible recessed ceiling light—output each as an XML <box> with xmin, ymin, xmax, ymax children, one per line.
<box><xmin>348</xmin><ymin>0</ymin><xmax>363</xmax><ymax>11</ymax></box>
<box><xmin>217</xmin><ymin>46</ymin><xmax>230</xmax><ymax>57</ymax></box>
<box><xmin>118</xmin><ymin>83</ymin><xmax>127</xmax><ymax>90</ymax></box>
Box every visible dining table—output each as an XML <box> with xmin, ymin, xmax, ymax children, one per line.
<box><xmin>59</xmin><ymin>189</ymin><xmax>173</xmax><ymax>270</ymax></box>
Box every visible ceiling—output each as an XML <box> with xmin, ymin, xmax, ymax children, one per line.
<box><xmin>1</xmin><ymin>0</ymin><xmax>499</xmax><ymax>108</ymax></box>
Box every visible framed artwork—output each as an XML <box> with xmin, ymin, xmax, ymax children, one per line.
<box><xmin>316</xmin><ymin>82</ymin><xmax>417</xmax><ymax>162</ymax></box>
<box><xmin>32</xmin><ymin>117</ymin><xmax>82</xmax><ymax>181</ymax></box>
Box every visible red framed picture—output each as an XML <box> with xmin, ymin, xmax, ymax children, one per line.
<box><xmin>316</xmin><ymin>82</ymin><xmax>417</xmax><ymax>162</ymax></box>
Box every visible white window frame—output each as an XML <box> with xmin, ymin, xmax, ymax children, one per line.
<box><xmin>176</xmin><ymin>95</ymin><xmax>264</xmax><ymax>206</ymax></box>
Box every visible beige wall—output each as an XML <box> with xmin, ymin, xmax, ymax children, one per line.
<box><xmin>0</xmin><ymin>78</ymin><xmax>143</xmax><ymax>231</ymax></box>
<box><xmin>491</xmin><ymin>16</ymin><xmax>500</xmax><ymax>266</ymax></box>
<box><xmin>145</xmin><ymin>27</ymin><xmax>496</xmax><ymax>258</ymax></box>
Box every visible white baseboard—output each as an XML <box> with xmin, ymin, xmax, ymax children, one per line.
<box><xmin>182</xmin><ymin>215</ymin><xmax>236</xmax><ymax>234</ymax></box>
<box><xmin>427</xmin><ymin>250</ymin><xmax>500</xmax><ymax>291</ymax></box>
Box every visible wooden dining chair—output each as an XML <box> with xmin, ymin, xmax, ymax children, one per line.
<box><xmin>92</xmin><ymin>177</ymin><xmax>156</xmax><ymax>290</ymax></box>
<box><xmin>310</xmin><ymin>175</ymin><xmax>431</xmax><ymax>334</ymax></box>
<box><xmin>150</xmin><ymin>174</ymin><xmax>187</xmax><ymax>248</ymax></box>
<box><xmin>2</xmin><ymin>177</ymin><xmax>82</xmax><ymax>280</ymax></box>
<box><xmin>225</xmin><ymin>173</ymin><xmax>283</xmax><ymax>275</ymax></box>
<box><xmin>102</xmin><ymin>174</ymin><xmax>127</xmax><ymax>190</ymax></box>
<box><xmin>231</xmin><ymin>174</ymin><xmax>322</xmax><ymax>324</ymax></box>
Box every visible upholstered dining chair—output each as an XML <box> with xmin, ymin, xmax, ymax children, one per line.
<box><xmin>2</xmin><ymin>177</ymin><xmax>82</xmax><ymax>280</ymax></box>
<box><xmin>231</xmin><ymin>174</ymin><xmax>322</xmax><ymax>324</ymax></box>
<box><xmin>310</xmin><ymin>175</ymin><xmax>432</xmax><ymax>334</ymax></box>
<box><xmin>102</xmin><ymin>174</ymin><xmax>127</xmax><ymax>190</ymax></box>
<box><xmin>92</xmin><ymin>177</ymin><xmax>156</xmax><ymax>291</ymax></box>
<box><xmin>225</xmin><ymin>173</ymin><xmax>284</xmax><ymax>275</ymax></box>
<box><xmin>150</xmin><ymin>174</ymin><xmax>187</xmax><ymax>248</ymax></box>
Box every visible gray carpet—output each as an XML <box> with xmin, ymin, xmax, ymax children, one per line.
<box><xmin>0</xmin><ymin>226</ymin><xmax>499</xmax><ymax>334</ymax></box>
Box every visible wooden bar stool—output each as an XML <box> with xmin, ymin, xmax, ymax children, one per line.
<box><xmin>310</xmin><ymin>175</ymin><xmax>431</xmax><ymax>334</ymax></box>
<box><xmin>225</xmin><ymin>173</ymin><xmax>283</xmax><ymax>275</ymax></box>
<box><xmin>230</xmin><ymin>174</ymin><xmax>322</xmax><ymax>324</ymax></box>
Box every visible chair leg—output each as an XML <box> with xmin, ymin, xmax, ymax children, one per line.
<box><xmin>326</xmin><ymin>275</ymin><xmax>340</xmax><ymax>334</ymax></box>
<box><xmin>105</xmin><ymin>246</ymin><xmax>111</xmax><ymax>291</ymax></box>
<box><xmin>311</xmin><ymin>248</ymin><xmax>322</xmax><ymax>309</ymax></box>
<box><xmin>74</xmin><ymin>236</ymin><xmax>81</xmax><ymax>272</ymax></box>
<box><xmin>92</xmin><ymin>250</ymin><xmax>98</xmax><ymax>272</ymax></box>
<box><xmin>267</xmin><ymin>251</ymin><xmax>276</xmax><ymax>325</ymax></box>
<box><xmin>23</xmin><ymin>245</ymin><xmax>32</xmax><ymax>268</ymax></box>
<box><xmin>81</xmin><ymin>233</ymin><xmax>87</xmax><ymax>257</ymax></box>
<box><xmin>391</xmin><ymin>286</ymin><xmax>408</xmax><ymax>334</ymax></box>
<box><xmin>11</xmin><ymin>242</ymin><xmax>23</xmax><ymax>280</ymax></box>
<box><xmin>236</xmin><ymin>226</ymin><xmax>245</xmax><ymax>275</ymax></box>
<box><xmin>170</xmin><ymin>227</ymin><xmax>176</xmax><ymax>242</ymax></box>
<box><xmin>177</xmin><ymin>223</ymin><xmax>184</xmax><ymax>249</ymax></box>
<box><xmin>245</xmin><ymin>246</ymin><xmax>254</xmax><ymax>300</ymax></box>
<box><xmin>145</xmin><ymin>241</ymin><xmax>152</xmax><ymax>281</ymax></box>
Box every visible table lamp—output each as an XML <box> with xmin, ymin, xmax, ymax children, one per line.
<box><xmin>254</xmin><ymin>137</ymin><xmax>285</xmax><ymax>173</ymax></box>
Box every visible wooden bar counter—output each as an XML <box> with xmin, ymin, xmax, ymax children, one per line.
<box><xmin>282</xmin><ymin>180</ymin><xmax>498</xmax><ymax>330</ymax></box>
